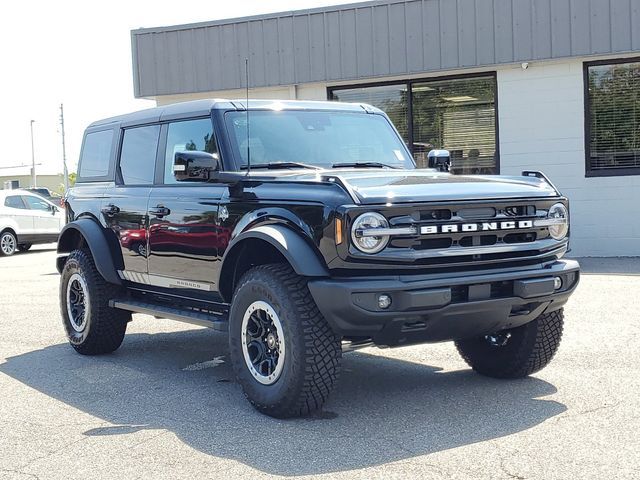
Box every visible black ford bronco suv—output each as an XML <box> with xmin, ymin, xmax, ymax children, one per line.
<box><xmin>57</xmin><ymin>99</ymin><xmax>579</xmax><ymax>418</ymax></box>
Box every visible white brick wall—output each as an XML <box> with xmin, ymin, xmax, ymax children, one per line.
<box><xmin>497</xmin><ymin>59</ymin><xmax>640</xmax><ymax>257</ymax></box>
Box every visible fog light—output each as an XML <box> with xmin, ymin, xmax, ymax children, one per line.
<box><xmin>553</xmin><ymin>277</ymin><xmax>563</xmax><ymax>290</ymax></box>
<box><xmin>378</xmin><ymin>294</ymin><xmax>392</xmax><ymax>309</ymax></box>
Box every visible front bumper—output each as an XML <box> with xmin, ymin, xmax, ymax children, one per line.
<box><xmin>308</xmin><ymin>259</ymin><xmax>580</xmax><ymax>347</ymax></box>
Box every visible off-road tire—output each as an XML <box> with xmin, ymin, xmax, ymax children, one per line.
<box><xmin>60</xmin><ymin>249</ymin><xmax>130</xmax><ymax>355</ymax></box>
<box><xmin>0</xmin><ymin>230</ymin><xmax>17</xmax><ymax>256</ymax></box>
<box><xmin>17</xmin><ymin>243</ymin><xmax>32</xmax><ymax>252</ymax></box>
<box><xmin>455</xmin><ymin>309</ymin><xmax>564</xmax><ymax>379</ymax></box>
<box><xmin>229</xmin><ymin>264</ymin><xmax>342</xmax><ymax>418</ymax></box>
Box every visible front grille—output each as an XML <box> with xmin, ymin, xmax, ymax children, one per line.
<box><xmin>357</xmin><ymin>199</ymin><xmax>567</xmax><ymax>270</ymax></box>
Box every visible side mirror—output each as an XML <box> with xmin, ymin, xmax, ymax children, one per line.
<box><xmin>427</xmin><ymin>149</ymin><xmax>451</xmax><ymax>172</ymax></box>
<box><xmin>173</xmin><ymin>151</ymin><xmax>220</xmax><ymax>181</ymax></box>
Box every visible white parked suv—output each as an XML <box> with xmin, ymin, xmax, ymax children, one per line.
<box><xmin>0</xmin><ymin>189</ymin><xmax>64</xmax><ymax>256</ymax></box>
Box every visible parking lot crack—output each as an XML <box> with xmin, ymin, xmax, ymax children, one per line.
<box><xmin>2</xmin><ymin>467</ymin><xmax>40</xmax><ymax>479</ymax></box>
<box><xmin>499</xmin><ymin>463</ymin><xmax>526</xmax><ymax>480</ymax></box>
<box><xmin>577</xmin><ymin>401</ymin><xmax>621</xmax><ymax>416</ymax></box>
<box><xmin>499</xmin><ymin>450</ymin><xmax>526</xmax><ymax>480</ymax></box>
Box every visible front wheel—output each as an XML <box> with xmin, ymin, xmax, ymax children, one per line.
<box><xmin>455</xmin><ymin>309</ymin><xmax>564</xmax><ymax>379</ymax></box>
<box><xmin>229</xmin><ymin>264</ymin><xmax>342</xmax><ymax>418</ymax></box>
<box><xmin>60</xmin><ymin>249</ymin><xmax>130</xmax><ymax>355</ymax></box>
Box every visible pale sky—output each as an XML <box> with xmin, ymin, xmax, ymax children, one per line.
<box><xmin>0</xmin><ymin>0</ymin><xmax>367</xmax><ymax>175</ymax></box>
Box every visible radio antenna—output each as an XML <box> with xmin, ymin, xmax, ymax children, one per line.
<box><xmin>245</xmin><ymin>58</ymin><xmax>251</xmax><ymax>174</ymax></box>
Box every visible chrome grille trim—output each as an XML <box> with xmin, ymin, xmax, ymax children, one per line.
<box><xmin>344</xmin><ymin>198</ymin><xmax>569</xmax><ymax>269</ymax></box>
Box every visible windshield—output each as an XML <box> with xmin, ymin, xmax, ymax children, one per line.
<box><xmin>225</xmin><ymin>110</ymin><xmax>415</xmax><ymax>169</ymax></box>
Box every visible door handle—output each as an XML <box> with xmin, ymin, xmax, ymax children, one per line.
<box><xmin>149</xmin><ymin>205</ymin><xmax>171</xmax><ymax>217</ymax></box>
<box><xmin>101</xmin><ymin>204</ymin><xmax>120</xmax><ymax>216</ymax></box>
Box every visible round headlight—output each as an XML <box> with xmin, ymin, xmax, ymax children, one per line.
<box><xmin>547</xmin><ymin>203</ymin><xmax>569</xmax><ymax>240</ymax></box>
<box><xmin>351</xmin><ymin>212</ymin><xmax>389</xmax><ymax>254</ymax></box>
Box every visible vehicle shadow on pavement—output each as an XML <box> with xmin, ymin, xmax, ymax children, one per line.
<box><xmin>0</xmin><ymin>329</ymin><xmax>565</xmax><ymax>476</ymax></box>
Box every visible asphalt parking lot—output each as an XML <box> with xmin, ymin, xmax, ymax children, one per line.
<box><xmin>1</xmin><ymin>246</ymin><xmax>639</xmax><ymax>479</ymax></box>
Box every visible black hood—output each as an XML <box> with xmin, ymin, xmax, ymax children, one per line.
<box><xmin>242</xmin><ymin>169</ymin><xmax>560</xmax><ymax>204</ymax></box>
<box><xmin>329</xmin><ymin>170</ymin><xmax>559</xmax><ymax>204</ymax></box>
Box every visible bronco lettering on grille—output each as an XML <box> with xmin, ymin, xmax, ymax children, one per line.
<box><xmin>420</xmin><ymin>220</ymin><xmax>533</xmax><ymax>235</ymax></box>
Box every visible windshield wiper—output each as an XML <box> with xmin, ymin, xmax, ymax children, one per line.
<box><xmin>331</xmin><ymin>162</ymin><xmax>399</xmax><ymax>169</ymax></box>
<box><xmin>240</xmin><ymin>162</ymin><xmax>322</xmax><ymax>170</ymax></box>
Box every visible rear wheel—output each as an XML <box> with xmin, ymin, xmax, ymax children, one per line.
<box><xmin>17</xmin><ymin>243</ymin><xmax>32</xmax><ymax>252</ymax></box>
<box><xmin>229</xmin><ymin>264</ymin><xmax>342</xmax><ymax>418</ymax></box>
<box><xmin>455</xmin><ymin>309</ymin><xmax>564</xmax><ymax>379</ymax></box>
<box><xmin>60</xmin><ymin>249</ymin><xmax>130</xmax><ymax>355</ymax></box>
<box><xmin>0</xmin><ymin>231</ymin><xmax>17</xmax><ymax>256</ymax></box>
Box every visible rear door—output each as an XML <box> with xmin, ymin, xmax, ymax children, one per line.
<box><xmin>102</xmin><ymin>124</ymin><xmax>160</xmax><ymax>280</ymax></box>
<box><xmin>147</xmin><ymin>117</ymin><xmax>225</xmax><ymax>295</ymax></box>
<box><xmin>2</xmin><ymin>195</ymin><xmax>33</xmax><ymax>233</ymax></box>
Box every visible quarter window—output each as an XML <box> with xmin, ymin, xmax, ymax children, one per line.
<box><xmin>119</xmin><ymin>125</ymin><xmax>160</xmax><ymax>185</ymax></box>
<box><xmin>164</xmin><ymin>118</ymin><xmax>218</xmax><ymax>184</ymax></box>
<box><xmin>4</xmin><ymin>196</ymin><xmax>27</xmax><ymax>209</ymax></box>
<box><xmin>585</xmin><ymin>59</ymin><xmax>640</xmax><ymax>176</ymax></box>
<box><xmin>79</xmin><ymin>130</ymin><xmax>113</xmax><ymax>179</ymax></box>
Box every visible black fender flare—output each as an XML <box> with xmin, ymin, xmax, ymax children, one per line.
<box><xmin>218</xmin><ymin>224</ymin><xmax>329</xmax><ymax>287</ymax></box>
<box><xmin>57</xmin><ymin>218</ymin><xmax>123</xmax><ymax>285</ymax></box>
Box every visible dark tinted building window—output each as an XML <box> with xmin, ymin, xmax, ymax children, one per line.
<box><xmin>119</xmin><ymin>125</ymin><xmax>160</xmax><ymax>185</ymax></box>
<box><xmin>330</xmin><ymin>74</ymin><xmax>498</xmax><ymax>174</ymax></box>
<box><xmin>586</xmin><ymin>59</ymin><xmax>640</xmax><ymax>176</ymax></box>
<box><xmin>164</xmin><ymin>119</ymin><xmax>217</xmax><ymax>184</ymax></box>
<box><xmin>79</xmin><ymin>130</ymin><xmax>113</xmax><ymax>178</ymax></box>
<box><xmin>4</xmin><ymin>196</ymin><xmax>27</xmax><ymax>209</ymax></box>
<box><xmin>412</xmin><ymin>76</ymin><xmax>497</xmax><ymax>174</ymax></box>
<box><xmin>331</xmin><ymin>84</ymin><xmax>409</xmax><ymax>142</ymax></box>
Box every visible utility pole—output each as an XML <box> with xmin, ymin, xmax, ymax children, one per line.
<box><xmin>30</xmin><ymin>120</ymin><xmax>37</xmax><ymax>188</ymax></box>
<box><xmin>60</xmin><ymin>104</ymin><xmax>69</xmax><ymax>192</ymax></box>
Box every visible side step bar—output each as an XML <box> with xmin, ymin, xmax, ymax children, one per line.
<box><xmin>109</xmin><ymin>299</ymin><xmax>228</xmax><ymax>332</ymax></box>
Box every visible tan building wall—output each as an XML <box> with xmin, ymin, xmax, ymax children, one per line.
<box><xmin>0</xmin><ymin>174</ymin><xmax>66</xmax><ymax>194</ymax></box>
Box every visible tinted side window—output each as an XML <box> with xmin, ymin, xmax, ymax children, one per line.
<box><xmin>164</xmin><ymin>119</ymin><xmax>218</xmax><ymax>184</ymax></box>
<box><xmin>23</xmin><ymin>195</ymin><xmax>51</xmax><ymax>211</ymax></box>
<box><xmin>4</xmin><ymin>196</ymin><xmax>27</xmax><ymax>209</ymax></box>
<box><xmin>119</xmin><ymin>125</ymin><xmax>160</xmax><ymax>185</ymax></box>
<box><xmin>79</xmin><ymin>130</ymin><xmax>113</xmax><ymax>178</ymax></box>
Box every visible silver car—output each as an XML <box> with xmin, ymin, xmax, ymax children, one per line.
<box><xmin>0</xmin><ymin>189</ymin><xmax>64</xmax><ymax>256</ymax></box>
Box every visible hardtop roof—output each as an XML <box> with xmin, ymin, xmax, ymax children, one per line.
<box><xmin>88</xmin><ymin>99</ymin><xmax>379</xmax><ymax>129</ymax></box>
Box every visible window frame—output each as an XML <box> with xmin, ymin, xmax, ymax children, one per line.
<box><xmin>584</xmin><ymin>57</ymin><xmax>640</xmax><ymax>178</ymax></box>
<box><xmin>3</xmin><ymin>195</ymin><xmax>28</xmax><ymax>210</ymax></box>
<box><xmin>23</xmin><ymin>194</ymin><xmax>53</xmax><ymax>212</ymax></box>
<box><xmin>76</xmin><ymin>127</ymin><xmax>117</xmax><ymax>183</ymax></box>
<box><xmin>115</xmin><ymin>123</ymin><xmax>162</xmax><ymax>187</ymax></box>
<box><xmin>327</xmin><ymin>71</ymin><xmax>500</xmax><ymax>173</ymax></box>
<box><xmin>158</xmin><ymin>116</ymin><xmax>220</xmax><ymax>186</ymax></box>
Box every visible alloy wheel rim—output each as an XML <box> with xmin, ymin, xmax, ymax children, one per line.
<box><xmin>241</xmin><ymin>300</ymin><xmax>286</xmax><ymax>385</ymax></box>
<box><xmin>1</xmin><ymin>234</ymin><xmax>15</xmax><ymax>255</ymax></box>
<box><xmin>66</xmin><ymin>273</ymin><xmax>89</xmax><ymax>333</ymax></box>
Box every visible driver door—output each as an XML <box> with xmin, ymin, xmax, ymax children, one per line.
<box><xmin>147</xmin><ymin>117</ymin><xmax>225</xmax><ymax>296</ymax></box>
